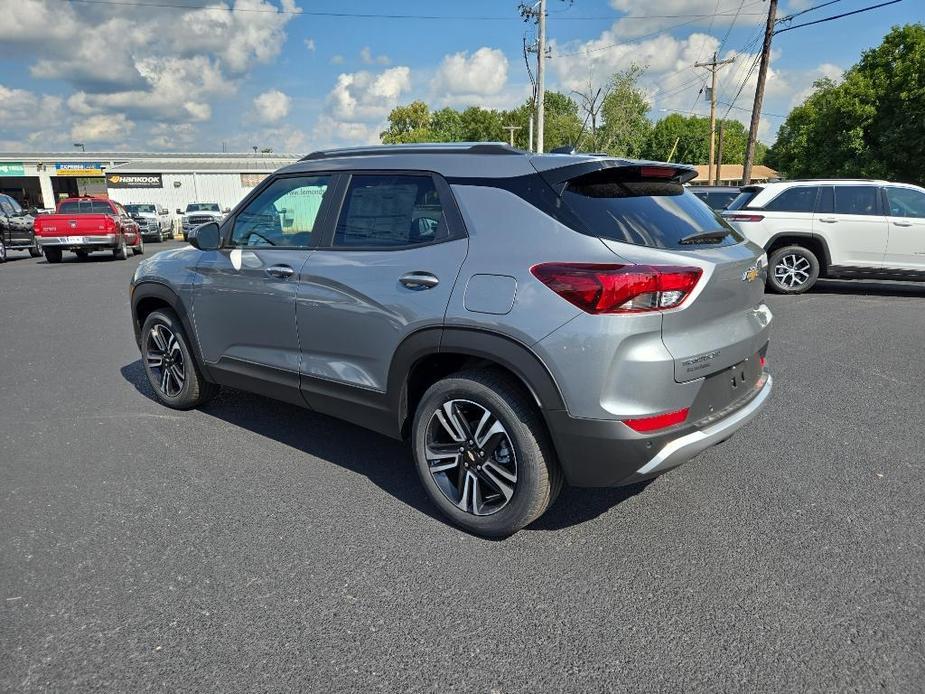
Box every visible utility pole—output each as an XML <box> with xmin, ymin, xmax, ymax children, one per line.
<box><xmin>536</xmin><ymin>0</ymin><xmax>546</xmax><ymax>153</ymax></box>
<box><xmin>694</xmin><ymin>52</ymin><xmax>734</xmax><ymax>185</ymax></box>
<box><xmin>503</xmin><ymin>125</ymin><xmax>523</xmax><ymax>147</ymax></box>
<box><xmin>743</xmin><ymin>0</ymin><xmax>778</xmax><ymax>185</ymax></box>
<box><xmin>715</xmin><ymin>121</ymin><xmax>724</xmax><ymax>184</ymax></box>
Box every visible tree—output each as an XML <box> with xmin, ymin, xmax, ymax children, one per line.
<box><xmin>598</xmin><ymin>65</ymin><xmax>651</xmax><ymax>157</ymax></box>
<box><xmin>380</xmin><ymin>101</ymin><xmax>433</xmax><ymax>144</ymax></box>
<box><xmin>767</xmin><ymin>24</ymin><xmax>925</xmax><ymax>183</ymax></box>
<box><xmin>459</xmin><ymin>107</ymin><xmax>505</xmax><ymax>142</ymax></box>
<box><xmin>432</xmin><ymin>108</ymin><xmax>464</xmax><ymax>142</ymax></box>
<box><xmin>642</xmin><ymin>114</ymin><xmax>751</xmax><ymax>165</ymax></box>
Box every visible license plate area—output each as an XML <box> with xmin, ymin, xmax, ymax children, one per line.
<box><xmin>688</xmin><ymin>354</ymin><xmax>763</xmax><ymax>422</ymax></box>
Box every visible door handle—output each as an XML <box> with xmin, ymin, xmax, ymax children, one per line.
<box><xmin>399</xmin><ymin>271</ymin><xmax>439</xmax><ymax>290</ymax></box>
<box><xmin>817</xmin><ymin>216</ymin><xmax>838</xmax><ymax>223</ymax></box>
<box><xmin>893</xmin><ymin>220</ymin><xmax>913</xmax><ymax>227</ymax></box>
<box><xmin>265</xmin><ymin>264</ymin><xmax>295</xmax><ymax>279</ymax></box>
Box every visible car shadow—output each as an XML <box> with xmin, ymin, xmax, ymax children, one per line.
<box><xmin>120</xmin><ymin>359</ymin><xmax>650</xmax><ymax>535</ymax></box>
<box><xmin>809</xmin><ymin>278</ymin><xmax>925</xmax><ymax>298</ymax></box>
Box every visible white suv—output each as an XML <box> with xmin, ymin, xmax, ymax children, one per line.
<box><xmin>723</xmin><ymin>180</ymin><xmax>925</xmax><ymax>293</ymax></box>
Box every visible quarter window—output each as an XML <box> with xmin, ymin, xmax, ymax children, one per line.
<box><xmin>763</xmin><ymin>186</ymin><xmax>819</xmax><ymax>213</ymax></box>
<box><xmin>833</xmin><ymin>186</ymin><xmax>879</xmax><ymax>216</ymax></box>
<box><xmin>334</xmin><ymin>174</ymin><xmax>448</xmax><ymax>248</ymax></box>
<box><xmin>231</xmin><ymin>175</ymin><xmax>331</xmax><ymax>248</ymax></box>
<box><xmin>886</xmin><ymin>187</ymin><xmax>925</xmax><ymax>218</ymax></box>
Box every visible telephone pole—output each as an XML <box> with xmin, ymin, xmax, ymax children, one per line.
<box><xmin>503</xmin><ymin>125</ymin><xmax>523</xmax><ymax>147</ymax></box>
<box><xmin>715</xmin><ymin>121</ymin><xmax>724</xmax><ymax>184</ymax></box>
<box><xmin>521</xmin><ymin>0</ymin><xmax>549</xmax><ymax>152</ymax></box>
<box><xmin>743</xmin><ymin>0</ymin><xmax>778</xmax><ymax>184</ymax></box>
<box><xmin>694</xmin><ymin>52</ymin><xmax>734</xmax><ymax>185</ymax></box>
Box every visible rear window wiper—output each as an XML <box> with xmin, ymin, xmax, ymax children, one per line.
<box><xmin>679</xmin><ymin>230</ymin><xmax>729</xmax><ymax>245</ymax></box>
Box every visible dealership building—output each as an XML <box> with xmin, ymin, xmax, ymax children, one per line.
<box><xmin>0</xmin><ymin>152</ymin><xmax>298</xmax><ymax>212</ymax></box>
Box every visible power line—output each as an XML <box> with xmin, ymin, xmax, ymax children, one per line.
<box><xmin>58</xmin><ymin>0</ymin><xmax>765</xmax><ymax>20</ymax></box>
<box><xmin>777</xmin><ymin>0</ymin><xmax>844</xmax><ymax>23</ymax></box>
<box><xmin>774</xmin><ymin>0</ymin><xmax>903</xmax><ymax>34</ymax></box>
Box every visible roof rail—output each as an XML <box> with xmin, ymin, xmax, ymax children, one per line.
<box><xmin>300</xmin><ymin>142</ymin><xmax>525</xmax><ymax>161</ymax></box>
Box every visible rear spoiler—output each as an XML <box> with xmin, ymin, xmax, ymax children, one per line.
<box><xmin>535</xmin><ymin>159</ymin><xmax>698</xmax><ymax>194</ymax></box>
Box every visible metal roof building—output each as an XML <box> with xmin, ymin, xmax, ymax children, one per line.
<box><xmin>0</xmin><ymin>152</ymin><xmax>297</xmax><ymax>211</ymax></box>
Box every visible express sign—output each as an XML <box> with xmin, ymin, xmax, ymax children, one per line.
<box><xmin>106</xmin><ymin>173</ymin><xmax>163</xmax><ymax>188</ymax></box>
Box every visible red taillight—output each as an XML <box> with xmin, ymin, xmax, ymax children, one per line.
<box><xmin>530</xmin><ymin>263</ymin><xmax>702</xmax><ymax>314</ymax></box>
<box><xmin>623</xmin><ymin>408</ymin><xmax>689</xmax><ymax>433</ymax></box>
<box><xmin>640</xmin><ymin>166</ymin><xmax>675</xmax><ymax>179</ymax></box>
<box><xmin>760</xmin><ymin>355</ymin><xmax>767</xmax><ymax>368</ymax></box>
<box><xmin>725</xmin><ymin>214</ymin><xmax>764</xmax><ymax>222</ymax></box>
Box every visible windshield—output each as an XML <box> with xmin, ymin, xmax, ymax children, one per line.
<box><xmin>186</xmin><ymin>203</ymin><xmax>220</xmax><ymax>212</ymax></box>
<box><xmin>561</xmin><ymin>170</ymin><xmax>743</xmax><ymax>249</ymax></box>
<box><xmin>726</xmin><ymin>187</ymin><xmax>763</xmax><ymax>210</ymax></box>
<box><xmin>125</xmin><ymin>204</ymin><xmax>156</xmax><ymax>214</ymax></box>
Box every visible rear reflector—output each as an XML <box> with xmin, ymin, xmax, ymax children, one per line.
<box><xmin>725</xmin><ymin>213</ymin><xmax>765</xmax><ymax>222</ymax></box>
<box><xmin>623</xmin><ymin>408</ymin><xmax>689</xmax><ymax>433</ymax></box>
<box><xmin>530</xmin><ymin>263</ymin><xmax>702</xmax><ymax>314</ymax></box>
<box><xmin>760</xmin><ymin>355</ymin><xmax>767</xmax><ymax>368</ymax></box>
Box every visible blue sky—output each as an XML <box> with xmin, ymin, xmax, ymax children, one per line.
<box><xmin>0</xmin><ymin>0</ymin><xmax>921</xmax><ymax>153</ymax></box>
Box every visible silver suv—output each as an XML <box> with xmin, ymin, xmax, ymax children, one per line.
<box><xmin>130</xmin><ymin>143</ymin><xmax>773</xmax><ymax>537</ymax></box>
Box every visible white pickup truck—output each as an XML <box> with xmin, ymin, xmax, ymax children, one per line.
<box><xmin>178</xmin><ymin>203</ymin><xmax>227</xmax><ymax>241</ymax></box>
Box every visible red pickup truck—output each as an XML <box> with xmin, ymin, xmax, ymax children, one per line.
<box><xmin>34</xmin><ymin>196</ymin><xmax>143</xmax><ymax>263</ymax></box>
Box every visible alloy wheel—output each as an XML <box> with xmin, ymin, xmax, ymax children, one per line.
<box><xmin>425</xmin><ymin>399</ymin><xmax>518</xmax><ymax>516</ymax></box>
<box><xmin>146</xmin><ymin>324</ymin><xmax>186</xmax><ymax>397</ymax></box>
<box><xmin>774</xmin><ymin>253</ymin><xmax>811</xmax><ymax>289</ymax></box>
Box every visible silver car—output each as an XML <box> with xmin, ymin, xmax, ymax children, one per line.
<box><xmin>130</xmin><ymin>143</ymin><xmax>773</xmax><ymax>537</ymax></box>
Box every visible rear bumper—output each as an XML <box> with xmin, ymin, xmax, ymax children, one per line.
<box><xmin>38</xmin><ymin>234</ymin><xmax>117</xmax><ymax>248</ymax></box>
<box><xmin>547</xmin><ymin>373</ymin><xmax>772</xmax><ymax>487</ymax></box>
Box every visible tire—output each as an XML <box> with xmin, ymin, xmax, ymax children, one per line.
<box><xmin>133</xmin><ymin>237</ymin><xmax>144</xmax><ymax>256</ymax></box>
<box><xmin>29</xmin><ymin>239</ymin><xmax>42</xmax><ymax>258</ymax></box>
<box><xmin>768</xmin><ymin>245</ymin><xmax>820</xmax><ymax>294</ymax></box>
<box><xmin>412</xmin><ymin>369</ymin><xmax>562</xmax><ymax>538</ymax></box>
<box><xmin>44</xmin><ymin>247</ymin><xmax>62</xmax><ymax>264</ymax></box>
<box><xmin>113</xmin><ymin>235</ymin><xmax>129</xmax><ymax>260</ymax></box>
<box><xmin>0</xmin><ymin>240</ymin><xmax>6</xmax><ymax>263</ymax></box>
<box><xmin>140</xmin><ymin>309</ymin><xmax>219</xmax><ymax>410</ymax></box>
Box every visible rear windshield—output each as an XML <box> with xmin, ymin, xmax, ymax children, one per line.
<box><xmin>561</xmin><ymin>170</ymin><xmax>743</xmax><ymax>249</ymax></box>
<box><xmin>126</xmin><ymin>204</ymin><xmax>156</xmax><ymax>214</ymax></box>
<box><xmin>695</xmin><ymin>190</ymin><xmax>740</xmax><ymax>210</ymax></box>
<box><xmin>58</xmin><ymin>200</ymin><xmax>113</xmax><ymax>214</ymax></box>
<box><xmin>726</xmin><ymin>187</ymin><xmax>763</xmax><ymax>210</ymax></box>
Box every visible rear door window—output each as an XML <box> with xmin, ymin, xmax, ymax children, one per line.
<box><xmin>763</xmin><ymin>186</ymin><xmax>819</xmax><ymax>213</ymax></box>
<box><xmin>560</xmin><ymin>169</ymin><xmax>742</xmax><ymax>249</ymax></box>
<box><xmin>333</xmin><ymin>174</ymin><xmax>449</xmax><ymax>248</ymax></box>
<box><xmin>833</xmin><ymin>186</ymin><xmax>880</xmax><ymax>215</ymax></box>
<box><xmin>885</xmin><ymin>187</ymin><xmax>925</xmax><ymax>218</ymax></box>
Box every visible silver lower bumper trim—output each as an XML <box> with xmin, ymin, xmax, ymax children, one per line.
<box><xmin>635</xmin><ymin>374</ymin><xmax>773</xmax><ymax>477</ymax></box>
<box><xmin>38</xmin><ymin>234</ymin><xmax>117</xmax><ymax>246</ymax></box>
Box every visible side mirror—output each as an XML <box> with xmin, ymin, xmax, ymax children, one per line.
<box><xmin>188</xmin><ymin>222</ymin><xmax>221</xmax><ymax>251</ymax></box>
<box><xmin>175</xmin><ymin>208</ymin><xmax>182</xmax><ymax>215</ymax></box>
<box><xmin>223</xmin><ymin>207</ymin><xmax>231</xmax><ymax>214</ymax></box>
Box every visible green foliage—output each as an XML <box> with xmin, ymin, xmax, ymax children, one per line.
<box><xmin>597</xmin><ymin>66</ymin><xmax>652</xmax><ymax>157</ymax></box>
<box><xmin>767</xmin><ymin>24</ymin><xmax>925</xmax><ymax>184</ymax></box>
<box><xmin>642</xmin><ymin>114</ymin><xmax>749</xmax><ymax>165</ymax></box>
<box><xmin>378</xmin><ymin>90</ymin><xmax>582</xmax><ymax>151</ymax></box>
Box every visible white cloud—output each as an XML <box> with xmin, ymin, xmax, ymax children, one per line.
<box><xmin>312</xmin><ymin>115</ymin><xmax>381</xmax><ymax>148</ymax></box>
<box><xmin>360</xmin><ymin>46</ymin><xmax>391</xmax><ymax>65</ymax></box>
<box><xmin>328</xmin><ymin>66</ymin><xmax>412</xmax><ymax>121</ymax></box>
<box><xmin>71</xmin><ymin>113</ymin><xmax>135</xmax><ymax>143</ymax></box>
<box><xmin>0</xmin><ymin>83</ymin><xmax>64</xmax><ymax>128</ymax></box>
<box><xmin>253</xmin><ymin>89</ymin><xmax>291</xmax><ymax>123</ymax></box>
<box><xmin>304</xmin><ymin>38</ymin><xmax>316</xmax><ymax>52</ymax></box>
<box><xmin>330</xmin><ymin>54</ymin><xmax>345</xmax><ymax>65</ymax></box>
<box><xmin>431</xmin><ymin>47</ymin><xmax>509</xmax><ymax>106</ymax></box>
<box><xmin>608</xmin><ymin>0</ymin><xmax>766</xmax><ymax>38</ymax></box>
<box><xmin>149</xmin><ymin>123</ymin><xmax>198</xmax><ymax>150</ymax></box>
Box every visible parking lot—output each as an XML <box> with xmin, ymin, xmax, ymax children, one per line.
<box><xmin>1</xmin><ymin>242</ymin><xmax>923</xmax><ymax>692</ymax></box>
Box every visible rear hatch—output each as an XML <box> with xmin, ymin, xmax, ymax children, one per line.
<box><xmin>537</xmin><ymin>159</ymin><xmax>771</xmax><ymax>382</ymax></box>
<box><xmin>34</xmin><ymin>213</ymin><xmax>116</xmax><ymax>238</ymax></box>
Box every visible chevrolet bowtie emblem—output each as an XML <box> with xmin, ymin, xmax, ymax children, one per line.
<box><xmin>742</xmin><ymin>264</ymin><xmax>761</xmax><ymax>282</ymax></box>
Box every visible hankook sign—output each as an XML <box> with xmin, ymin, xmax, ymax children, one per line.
<box><xmin>106</xmin><ymin>173</ymin><xmax>163</xmax><ymax>189</ymax></box>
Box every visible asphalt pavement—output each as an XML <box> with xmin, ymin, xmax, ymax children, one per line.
<box><xmin>1</xmin><ymin>242</ymin><xmax>924</xmax><ymax>692</ymax></box>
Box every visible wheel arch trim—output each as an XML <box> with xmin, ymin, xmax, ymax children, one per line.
<box><xmin>763</xmin><ymin>232</ymin><xmax>831</xmax><ymax>270</ymax></box>
<box><xmin>131</xmin><ymin>281</ymin><xmax>206</xmax><ymax>368</ymax></box>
